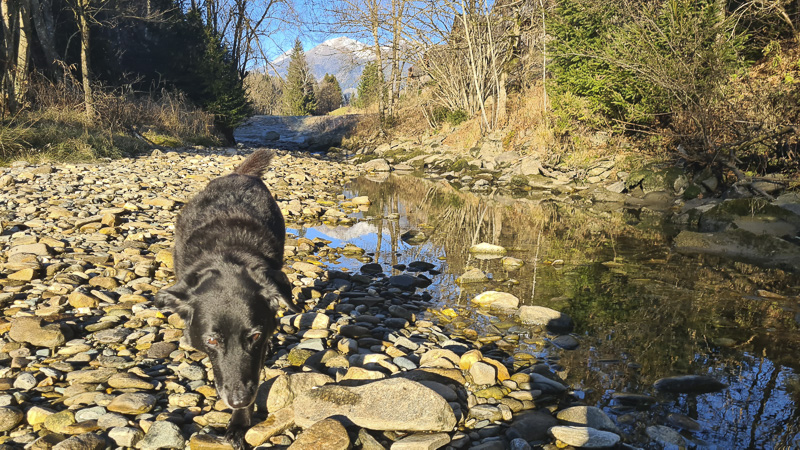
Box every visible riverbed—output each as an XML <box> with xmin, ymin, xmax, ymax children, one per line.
<box><xmin>292</xmin><ymin>172</ymin><xmax>800</xmax><ymax>449</ymax></box>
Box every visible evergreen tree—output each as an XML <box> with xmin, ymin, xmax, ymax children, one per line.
<box><xmin>163</xmin><ymin>9</ymin><xmax>250</xmax><ymax>143</ymax></box>
<box><xmin>354</xmin><ymin>61</ymin><xmax>383</xmax><ymax>109</ymax></box>
<box><xmin>315</xmin><ymin>74</ymin><xmax>343</xmax><ymax>115</ymax></box>
<box><xmin>281</xmin><ymin>38</ymin><xmax>316</xmax><ymax>116</ymax></box>
<box><xmin>198</xmin><ymin>29</ymin><xmax>252</xmax><ymax>141</ymax></box>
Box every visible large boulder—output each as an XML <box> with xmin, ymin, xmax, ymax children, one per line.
<box><xmin>293</xmin><ymin>378</ymin><xmax>456</xmax><ymax>431</ymax></box>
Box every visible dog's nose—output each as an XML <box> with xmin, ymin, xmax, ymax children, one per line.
<box><xmin>226</xmin><ymin>389</ymin><xmax>251</xmax><ymax>409</ymax></box>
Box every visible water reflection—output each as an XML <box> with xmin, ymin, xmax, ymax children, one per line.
<box><xmin>288</xmin><ymin>174</ymin><xmax>800</xmax><ymax>448</ymax></box>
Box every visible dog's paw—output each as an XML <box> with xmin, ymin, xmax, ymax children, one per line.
<box><xmin>224</xmin><ymin>427</ymin><xmax>247</xmax><ymax>450</ymax></box>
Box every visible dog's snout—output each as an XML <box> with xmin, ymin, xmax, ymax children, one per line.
<box><xmin>224</xmin><ymin>383</ymin><xmax>255</xmax><ymax>409</ymax></box>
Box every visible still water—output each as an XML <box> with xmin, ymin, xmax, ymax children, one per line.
<box><xmin>290</xmin><ymin>174</ymin><xmax>800</xmax><ymax>449</ymax></box>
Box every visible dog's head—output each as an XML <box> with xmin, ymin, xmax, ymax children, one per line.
<box><xmin>155</xmin><ymin>257</ymin><xmax>297</xmax><ymax>409</ymax></box>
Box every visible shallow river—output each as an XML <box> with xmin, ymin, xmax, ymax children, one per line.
<box><xmin>289</xmin><ymin>173</ymin><xmax>800</xmax><ymax>449</ymax></box>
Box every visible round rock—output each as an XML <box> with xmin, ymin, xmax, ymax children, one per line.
<box><xmin>135</xmin><ymin>421</ymin><xmax>185</xmax><ymax>449</ymax></box>
<box><xmin>0</xmin><ymin>406</ymin><xmax>23</xmax><ymax>432</ymax></box>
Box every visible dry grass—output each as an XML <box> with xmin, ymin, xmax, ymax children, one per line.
<box><xmin>441</xmin><ymin>117</ymin><xmax>482</xmax><ymax>151</ymax></box>
<box><xmin>1</xmin><ymin>77</ymin><xmax>220</xmax><ymax>164</ymax></box>
<box><xmin>503</xmin><ymin>84</ymin><xmax>554</xmax><ymax>156</ymax></box>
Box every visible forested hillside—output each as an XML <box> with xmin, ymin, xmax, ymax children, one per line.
<box><xmin>1</xmin><ymin>0</ymin><xmax>260</xmax><ymax>159</ymax></box>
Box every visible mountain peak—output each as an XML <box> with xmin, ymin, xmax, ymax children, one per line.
<box><xmin>269</xmin><ymin>36</ymin><xmax>376</xmax><ymax>95</ymax></box>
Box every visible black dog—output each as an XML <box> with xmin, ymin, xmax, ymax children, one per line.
<box><xmin>155</xmin><ymin>149</ymin><xmax>299</xmax><ymax>448</ymax></box>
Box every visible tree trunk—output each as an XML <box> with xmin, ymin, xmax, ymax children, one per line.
<box><xmin>1</xmin><ymin>0</ymin><xmax>32</xmax><ymax>116</ymax></box>
<box><xmin>388</xmin><ymin>0</ymin><xmax>400</xmax><ymax>118</ymax></box>
<box><xmin>77</xmin><ymin>0</ymin><xmax>93</xmax><ymax>119</ymax></box>
<box><xmin>496</xmin><ymin>71</ymin><xmax>507</xmax><ymax>125</ymax></box>
<box><xmin>371</xmin><ymin>15</ymin><xmax>385</xmax><ymax>132</ymax></box>
<box><xmin>30</xmin><ymin>0</ymin><xmax>59</xmax><ymax>75</ymax></box>
<box><xmin>1</xmin><ymin>0</ymin><xmax>16</xmax><ymax>117</ymax></box>
<box><xmin>459</xmin><ymin>0</ymin><xmax>489</xmax><ymax>132</ymax></box>
<box><xmin>14</xmin><ymin>0</ymin><xmax>31</xmax><ymax>111</ymax></box>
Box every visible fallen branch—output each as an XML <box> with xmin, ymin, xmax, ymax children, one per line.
<box><xmin>725</xmin><ymin>125</ymin><xmax>797</xmax><ymax>160</ymax></box>
<box><xmin>129</xmin><ymin>126</ymin><xmax>165</xmax><ymax>151</ymax></box>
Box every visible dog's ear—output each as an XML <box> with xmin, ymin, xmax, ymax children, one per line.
<box><xmin>250</xmin><ymin>267</ymin><xmax>301</xmax><ymax>313</ymax></box>
<box><xmin>154</xmin><ymin>279</ymin><xmax>195</xmax><ymax>325</ymax></box>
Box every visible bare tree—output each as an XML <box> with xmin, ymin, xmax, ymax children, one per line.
<box><xmin>386</xmin><ymin>0</ymin><xmax>411</xmax><ymax>117</ymax></box>
<box><xmin>1</xmin><ymin>0</ymin><xmax>32</xmax><ymax>116</ymax></box>
<box><xmin>245</xmin><ymin>72</ymin><xmax>283</xmax><ymax>114</ymax></box>
<box><xmin>406</xmin><ymin>0</ymin><xmax>540</xmax><ymax>132</ymax></box>
<box><xmin>200</xmin><ymin>0</ymin><xmax>297</xmax><ymax>79</ymax></box>
<box><xmin>72</xmin><ymin>0</ymin><xmax>93</xmax><ymax>118</ymax></box>
<box><xmin>65</xmin><ymin>0</ymin><xmax>172</xmax><ymax>120</ymax></box>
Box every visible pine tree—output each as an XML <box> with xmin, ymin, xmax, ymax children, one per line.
<box><xmin>315</xmin><ymin>74</ymin><xmax>343</xmax><ymax>115</ymax></box>
<box><xmin>281</xmin><ymin>38</ymin><xmax>316</xmax><ymax>116</ymax></box>
<box><xmin>167</xmin><ymin>9</ymin><xmax>250</xmax><ymax>143</ymax></box>
<box><xmin>199</xmin><ymin>29</ymin><xmax>252</xmax><ymax>141</ymax></box>
<box><xmin>354</xmin><ymin>61</ymin><xmax>383</xmax><ymax>109</ymax></box>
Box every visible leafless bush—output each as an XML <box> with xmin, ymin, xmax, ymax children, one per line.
<box><xmin>245</xmin><ymin>72</ymin><xmax>284</xmax><ymax>115</ymax></box>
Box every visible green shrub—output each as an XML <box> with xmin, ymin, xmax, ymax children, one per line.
<box><xmin>550</xmin><ymin>0</ymin><xmax>745</xmax><ymax>142</ymax></box>
<box><xmin>431</xmin><ymin>106</ymin><xmax>469</xmax><ymax>127</ymax></box>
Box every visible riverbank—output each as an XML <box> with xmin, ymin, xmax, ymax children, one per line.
<box><xmin>1</xmin><ymin>148</ymin><xmax>798</xmax><ymax>449</ymax></box>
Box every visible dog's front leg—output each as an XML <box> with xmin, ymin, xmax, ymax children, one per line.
<box><xmin>225</xmin><ymin>405</ymin><xmax>253</xmax><ymax>450</ymax></box>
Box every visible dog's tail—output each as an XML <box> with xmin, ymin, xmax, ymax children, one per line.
<box><xmin>235</xmin><ymin>149</ymin><xmax>275</xmax><ymax>178</ymax></box>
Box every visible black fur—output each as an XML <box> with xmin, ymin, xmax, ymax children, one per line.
<box><xmin>155</xmin><ymin>149</ymin><xmax>298</xmax><ymax>449</ymax></box>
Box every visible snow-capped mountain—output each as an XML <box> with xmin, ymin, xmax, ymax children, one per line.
<box><xmin>268</xmin><ymin>37</ymin><xmax>376</xmax><ymax>95</ymax></box>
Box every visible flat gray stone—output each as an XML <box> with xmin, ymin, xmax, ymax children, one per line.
<box><xmin>390</xmin><ymin>433</ymin><xmax>450</xmax><ymax>450</ymax></box>
<box><xmin>556</xmin><ymin>406</ymin><xmax>617</xmax><ymax>432</ymax></box>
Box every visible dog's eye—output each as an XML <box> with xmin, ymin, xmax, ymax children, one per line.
<box><xmin>249</xmin><ymin>333</ymin><xmax>261</xmax><ymax>343</ymax></box>
<box><xmin>206</xmin><ymin>337</ymin><xmax>219</xmax><ymax>347</ymax></box>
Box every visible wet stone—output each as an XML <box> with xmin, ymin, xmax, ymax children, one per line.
<box><xmin>551</xmin><ymin>335</ymin><xmax>579</xmax><ymax>350</ymax></box>
<box><xmin>550</xmin><ymin>426</ymin><xmax>620</xmax><ymax>448</ymax></box>
<box><xmin>556</xmin><ymin>406</ymin><xmax>617</xmax><ymax>432</ymax></box>
<box><xmin>506</xmin><ymin>411</ymin><xmax>558</xmax><ymax>442</ymax></box>
<box><xmin>654</xmin><ymin>375</ymin><xmax>727</xmax><ymax>394</ymax></box>
<box><xmin>645</xmin><ymin>425</ymin><xmax>686</xmax><ymax>448</ymax></box>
